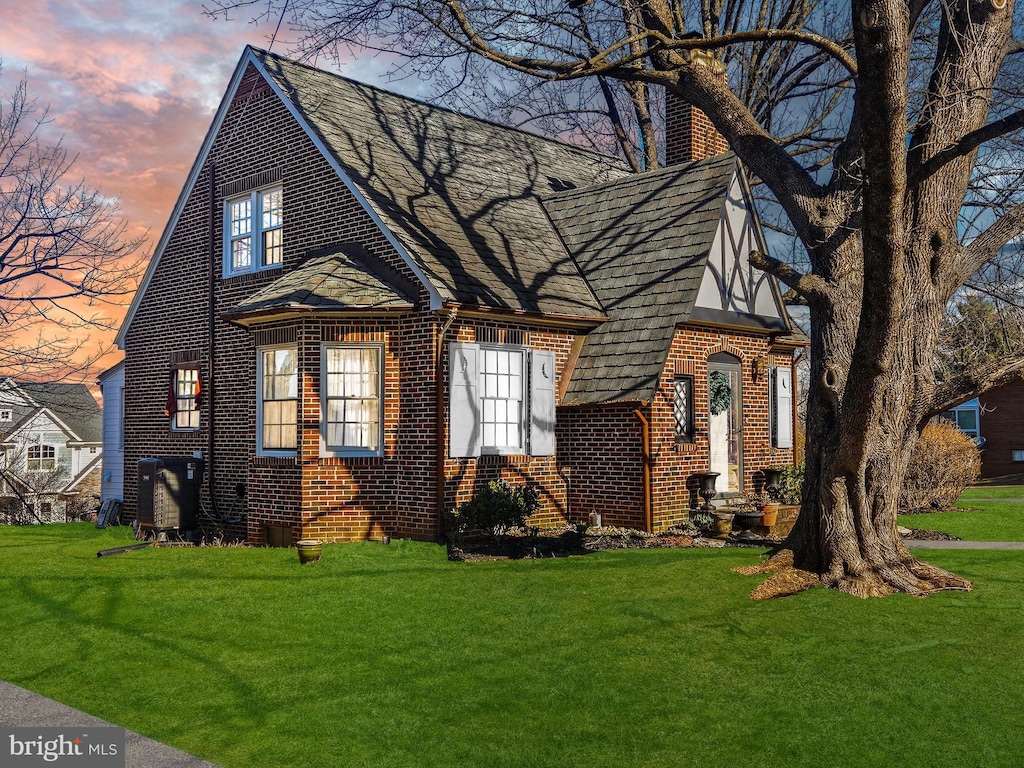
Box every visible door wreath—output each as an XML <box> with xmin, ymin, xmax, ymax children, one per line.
<box><xmin>709</xmin><ymin>370</ymin><xmax>732</xmax><ymax>416</ymax></box>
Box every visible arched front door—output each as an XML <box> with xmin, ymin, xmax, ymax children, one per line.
<box><xmin>708</xmin><ymin>353</ymin><xmax>743</xmax><ymax>495</ymax></box>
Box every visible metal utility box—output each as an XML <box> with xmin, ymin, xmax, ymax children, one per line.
<box><xmin>137</xmin><ymin>457</ymin><xmax>204</xmax><ymax>533</ymax></box>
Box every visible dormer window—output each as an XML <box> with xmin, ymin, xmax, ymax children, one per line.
<box><xmin>224</xmin><ymin>186</ymin><xmax>283</xmax><ymax>276</ymax></box>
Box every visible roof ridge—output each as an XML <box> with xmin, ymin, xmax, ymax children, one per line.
<box><xmin>251</xmin><ymin>47</ymin><xmax>627</xmax><ymax>168</ymax></box>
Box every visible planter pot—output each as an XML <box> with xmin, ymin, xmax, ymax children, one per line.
<box><xmin>760</xmin><ymin>505</ymin><xmax>780</xmax><ymax>527</ymax></box>
<box><xmin>296</xmin><ymin>539</ymin><xmax>323</xmax><ymax>564</ymax></box>
<box><xmin>712</xmin><ymin>513</ymin><xmax>734</xmax><ymax>539</ymax></box>
<box><xmin>732</xmin><ymin>511</ymin><xmax>764</xmax><ymax>539</ymax></box>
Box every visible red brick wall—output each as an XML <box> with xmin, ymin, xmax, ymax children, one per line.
<box><xmin>979</xmin><ymin>381</ymin><xmax>1024</xmax><ymax>478</ymax></box>
<box><xmin>561</xmin><ymin>325</ymin><xmax>796</xmax><ymax>532</ymax></box>
<box><xmin>124</xmin><ymin>64</ymin><xmax>430</xmax><ymax>543</ymax></box>
<box><xmin>124</xmin><ymin>62</ymin><xmax>795</xmax><ymax>544</ymax></box>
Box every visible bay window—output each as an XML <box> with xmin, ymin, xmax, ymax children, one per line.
<box><xmin>258</xmin><ymin>346</ymin><xmax>298</xmax><ymax>454</ymax></box>
<box><xmin>322</xmin><ymin>345</ymin><xmax>382</xmax><ymax>455</ymax></box>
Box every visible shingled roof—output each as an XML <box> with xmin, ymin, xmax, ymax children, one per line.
<box><xmin>14</xmin><ymin>382</ymin><xmax>102</xmax><ymax>442</ymax></box>
<box><xmin>253</xmin><ymin>49</ymin><xmax>627</xmax><ymax>321</ymax></box>
<box><xmin>544</xmin><ymin>154</ymin><xmax>736</xmax><ymax>405</ymax></box>
<box><xmin>226</xmin><ymin>244</ymin><xmax>417</xmax><ymax>324</ymax></box>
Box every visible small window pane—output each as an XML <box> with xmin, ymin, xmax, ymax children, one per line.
<box><xmin>233</xmin><ymin>237</ymin><xmax>251</xmax><ymax>270</ymax></box>
<box><xmin>956</xmin><ymin>410</ymin><xmax>977</xmax><ymax>432</ymax></box>
<box><xmin>230</xmin><ymin>199</ymin><xmax>251</xmax><ymax>236</ymax></box>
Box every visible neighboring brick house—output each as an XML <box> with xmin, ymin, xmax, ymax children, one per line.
<box><xmin>0</xmin><ymin>379</ymin><xmax>103</xmax><ymax>523</ymax></box>
<box><xmin>945</xmin><ymin>385</ymin><xmax>1024</xmax><ymax>479</ymax></box>
<box><xmin>115</xmin><ymin>47</ymin><xmax>802</xmax><ymax>544</ymax></box>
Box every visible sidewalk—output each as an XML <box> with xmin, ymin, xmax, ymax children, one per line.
<box><xmin>0</xmin><ymin>680</ymin><xmax>219</xmax><ymax>767</ymax></box>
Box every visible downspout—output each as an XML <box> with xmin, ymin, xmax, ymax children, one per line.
<box><xmin>633</xmin><ymin>408</ymin><xmax>653</xmax><ymax>533</ymax></box>
<box><xmin>435</xmin><ymin>307</ymin><xmax>458</xmax><ymax>542</ymax></box>
<box><xmin>207</xmin><ymin>160</ymin><xmax>220</xmax><ymax>520</ymax></box>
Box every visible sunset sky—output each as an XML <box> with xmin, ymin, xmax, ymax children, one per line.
<box><xmin>0</xmin><ymin>0</ymin><xmax>426</xmax><ymax>383</ymax></box>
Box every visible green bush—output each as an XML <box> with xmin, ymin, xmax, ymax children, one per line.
<box><xmin>446</xmin><ymin>480</ymin><xmax>540</xmax><ymax>543</ymax></box>
<box><xmin>778</xmin><ymin>462</ymin><xmax>804</xmax><ymax>505</ymax></box>
<box><xmin>901</xmin><ymin>420</ymin><xmax>981</xmax><ymax>511</ymax></box>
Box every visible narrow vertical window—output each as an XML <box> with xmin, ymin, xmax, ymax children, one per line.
<box><xmin>229</xmin><ymin>197</ymin><xmax>252</xmax><ymax>271</ymax></box>
<box><xmin>259</xmin><ymin>347</ymin><xmax>298</xmax><ymax>453</ymax></box>
<box><xmin>323</xmin><ymin>346</ymin><xmax>381</xmax><ymax>454</ymax></box>
<box><xmin>673</xmin><ymin>375</ymin><xmax>695</xmax><ymax>443</ymax></box>
<box><xmin>171</xmin><ymin>368</ymin><xmax>201</xmax><ymax>431</ymax></box>
<box><xmin>261</xmin><ymin>188</ymin><xmax>284</xmax><ymax>266</ymax></box>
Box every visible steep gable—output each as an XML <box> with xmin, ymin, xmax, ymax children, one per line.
<box><xmin>252</xmin><ymin>49</ymin><xmax>623</xmax><ymax>319</ymax></box>
<box><xmin>544</xmin><ymin>154</ymin><xmax>736</xmax><ymax>405</ymax></box>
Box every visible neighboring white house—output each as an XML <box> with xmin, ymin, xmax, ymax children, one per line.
<box><xmin>97</xmin><ymin>361</ymin><xmax>125</xmax><ymax>504</ymax></box>
<box><xmin>0</xmin><ymin>378</ymin><xmax>103</xmax><ymax>523</ymax></box>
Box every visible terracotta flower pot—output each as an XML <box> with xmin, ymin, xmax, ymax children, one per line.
<box><xmin>296</xmin><ymin>539</ymin><xmax>323</xmax><ymax>564</ymax></box>
<box><xmin>760</xmin><ymin>505</ymin><xmax>779</xmax><ymax>527</ymax></box>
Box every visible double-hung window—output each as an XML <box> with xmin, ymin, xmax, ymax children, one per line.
<box><xmin>27</xmin><ymin>444</ymin><xmax>56</xmax><ymax>471</ymax></box>
<box><xmin>322</xmin><ymin>345</ymin><xmax>382</xmax><ymax>455</ymax></box>
<box><xmin>225</xmin><ymin>187</ymin><xmax>283</xmax><ymax>276</ymax></box>
<box><xmin>449</xmin><ymin>343</ymin><xmax>555</xmax><ymax>458</ymax></box>
<box><xmin>170</xmin><ymin>367</ymin><xmax>200</xmax><ymax>431</ymax></box>
<box><xmin>258</xmin><ymin>346</ymin><xmax>298</xmax><ymax>454</ymax></box>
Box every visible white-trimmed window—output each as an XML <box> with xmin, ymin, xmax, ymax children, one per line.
<box><xmin>171</xmin><ymin>368</ymin><xmax>200</xmax><ymax>431</ymax></box>
<box><xmin>449</xmin><ymin>343</ymin><xmax>555</xmax><ymax>458</ymax></box>
<box><xmin>1013</xmin><ymin>450</ymin><xmax>1024</xmax><ymax>462</ymax></box>
<box><xmin>480</xmin><ymin>346</ymin><xmax>525</xmax><ymax>452</ymax></box>
<box><xmin>225</xmin><ymin>187</ymin><xmax>283</xmax><ymax>276</ymax></box>
<box><xmin>27</xmin><ymin>444</ymin><xmax>56</xmax><ymax>471</ymax></box>
<box><xmin>322</xmin><ymin>345</ymin><xmax>382</xmax><ymax>456</ymax></box>
<box><xmin>940</xmin><ymin>400</ymin><xmax>980</xmax><ymax>440</ymax></box>
<box><xmin>258</xmin><ymin>346</ymin><xmax>298</xmax><ymax>454</ymax></box>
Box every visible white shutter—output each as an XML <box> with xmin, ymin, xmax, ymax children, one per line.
<box><xmin>772</xmin><ymin>366</ymin><xmax>794</xmax><ymax>449</ymax></box>
<box><xmin>449</xmin><ymin>342</ymin><xmax>480</xmax><ymax>457</ymax></box>
<box><xmin>529</xmin><ymin>349</ymin><xmax>556</xmax><ymax>456</ymax></box>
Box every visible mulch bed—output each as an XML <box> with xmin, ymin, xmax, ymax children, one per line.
<box><xmin>447</xmin><ymin>521</ymin><xmax>961</xmax><ymax>561</ymax></box>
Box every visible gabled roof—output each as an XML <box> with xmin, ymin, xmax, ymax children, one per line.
<box><xmin>117</xmin><ymin>47</ymin><xmax>627</xmax><ymax>345</ymax></box>
<box><xmin>252</xmin><ymin>49</ymin><xmax>623</xmax><ymax>319</ymax></box>
<box><xmin>544</xmin><ymin>154</ymin><xmax>736</xmax><ymax>405</ymax></box>
<box><xmin>15</xmin><ymin>383</ymin><xmax>102</xmax><ymax>443</ymax></box>
<box><xmin>225</xmin><ymin>244</ymin><xmax>417</xmax><ymax>325</ymax></box>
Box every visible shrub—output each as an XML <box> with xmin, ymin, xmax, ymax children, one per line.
<box><xmin>445</xmin><ymin>480</ymin><xmax>541</xmax><ymax>544</ymax></box>
<box><xmin>778</xmin><ymin>462</ymin><xmax>804</xmax><ymax>505</ymax></box>
<box><xmin>901</xmin><ymin>420</ymin><xmax>980</xmax><ymax>511</ymax></box>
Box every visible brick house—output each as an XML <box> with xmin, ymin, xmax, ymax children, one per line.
<box><xmin>0</xmin><ymin>379</ymin><xmax>102</xmax><ymax>523</ymax></box>
<box><xmin>945</xmin><ymin>385</ymin><xmax>1024</xmax><ymax>479</ymax></box>
<box><xmin>115</xmin><ymin>47</ymin><xmax>802</xmax><ymax>544</ymax></box>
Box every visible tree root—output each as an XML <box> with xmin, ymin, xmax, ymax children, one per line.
<box><xmin>733</xmin><ymin>548</ymin><xmax>973</xmax><ymax>600</ymax></box>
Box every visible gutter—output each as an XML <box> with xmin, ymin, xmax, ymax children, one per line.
<box><xmin>207</xmin><ymin>160</ymin><xmax>220</xmax><ymax>520</ymax></box>
<box><xmin>633</xmin><ymin>409</ymin><xmax>653</xmax><ymax>533</ymax></box>
<box><xmin>435</xmin><ymin>307</ymin><xmax>458</xmax><ymax>542</ymax></box>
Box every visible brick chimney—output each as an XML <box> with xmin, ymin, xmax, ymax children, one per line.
<box><xmin>665</xmin><ymin>49</ymin><xmax>729</xmax><ymax>165</ymax></box>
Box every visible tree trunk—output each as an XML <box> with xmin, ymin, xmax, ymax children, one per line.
<box><xmin>767</xmin><ymin>240</ymin><xmax>973</xmax><ymax>598</ymax></box>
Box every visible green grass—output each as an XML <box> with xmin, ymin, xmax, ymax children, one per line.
<box><xmin>2</xmin><ymin>524</ymin><xmax>1023</xmax><ymax>767</ymax></box>
<box><xmin>958</xmin><ymin>486</ymin><xmax>1024</xmax><ymax>500</ymax></box>
<box><xmin>898</xmin><ymin>499</ymin><xmax>1024</xmax><ymax>541</ymax></box>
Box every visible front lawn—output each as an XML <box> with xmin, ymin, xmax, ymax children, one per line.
<box><xmin>1</xmin><ymin>524</ymin><xmax>1022</xmax><ymax>767</ymax></box>
<box><xmin>899</xmin><ymin>500</ymin><xmax>1024</xmax><ymax>541</ymax></box>
<box><xmin>958</xmin><ymin>486</ymin><xmax>1024</xmax><ymax>500</ymax></box>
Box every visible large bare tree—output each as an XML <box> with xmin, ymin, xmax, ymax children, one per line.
<box><xmin>0</xmin><ymin>65</ymin><xmax>145</xmax><ymax>380</ymax></box>
<box><xmin>207</xmin><ymin>0</ymin><xmax>1024</xmax><ymax>597</ymax></box>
